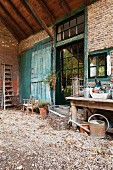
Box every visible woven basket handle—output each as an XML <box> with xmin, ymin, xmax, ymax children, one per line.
<box><xmin>88</xmin><ymin>114</ymin><xmax>109</xmax><ymax>131</ymax></box>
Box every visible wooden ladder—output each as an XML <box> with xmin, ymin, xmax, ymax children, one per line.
<box><xmin>1</xmin><ymin>64</ymin><xmax>14</xmax><ymax>110</ymax></box>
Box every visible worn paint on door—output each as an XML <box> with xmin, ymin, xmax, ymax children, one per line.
<box><xmin>19</xmin><ymin>48</ymin><xmax>32</xmax><ymax>102</ymax></box>
<box><xmin>31</xmin><ymin>38</ymin><xmax>52</xmax><ymax>103</ymax></box>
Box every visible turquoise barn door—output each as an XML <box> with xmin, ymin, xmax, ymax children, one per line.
<box><xmin>19</xmin><ymin>49</ymin><xmax>32</xmax><ymax>102</ymax></box>
<box><xmin>31</xmin><ymin>38</ymin><xmax>52</xmax><ymax>102</ymax></box>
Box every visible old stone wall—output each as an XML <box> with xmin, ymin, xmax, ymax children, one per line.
<box><xmin>0</xmin><ymin>21</ymin><xmax>19</xmax><ymax>94</ymax></box>
<box><xmin>88</xmin><ymin>0</ymin><xmax>113</xmax><ymax>52</ymax></box>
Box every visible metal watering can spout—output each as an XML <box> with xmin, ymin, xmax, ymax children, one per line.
<box><xmin>68</xmin><ymin>119</ymin><xmax>90</xmax><ymax>133</ymax></box>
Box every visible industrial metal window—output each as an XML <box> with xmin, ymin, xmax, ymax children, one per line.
<box><xmin>57</xmin><ymin>12</ymin><xmax>84</xmax><ymax>42</ymax></box>
<box><xmin>88</xmin><ymin>53</ymin><xmax>107</xmax><ymax>78</ymax></box>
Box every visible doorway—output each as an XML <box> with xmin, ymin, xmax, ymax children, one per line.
<box><xmin>56</xmin><ymin>39</ymin><xmax>84</xmax><ymax>104</ymax></box>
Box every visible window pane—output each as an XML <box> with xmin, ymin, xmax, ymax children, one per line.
<box><xmin>73</xmin><ymin>69</ymin><xmax>79</xmax><ymax>77</ymax></box>
<box><xmin>77</xmin><ymin>23</ymin><xmax>84</xmax><ymax>34</ymax></box>
<box><xmin>63</xmin><ymin>59</ymin><xmax>67</xmax><ymax>69</ymax></box>
<box><xmin>63</xmin><ymin>48</ymin><xmax>72</xmax><ymax>58</ymax></box>
<box><xmin>57</xmin><ymin>33</ymin><xmax>61</xmax><ymax>41</ymax></box>
<box><xmin>70</xmin><ymin>27</ymin><xmax>76</xmax><ymax>37</ymax></box>
<box><xmin>72</xmin><ymin>56</ymin><xmax>78</xmax><ymax>68</ymax></box>
<box><xmin>64</xmin><ymin>30</ymin><xmax>69</xmax><ymax>39</ymax></box>
<box><xmin>64</xmin><ymin>85</ymin><xmax>72</xmax><ymax>97</ymax></box>
<box><xmin>90</xmin><ymin>56</ymin><xmax>96</xmax><ymax>66</ymax></box>
<box><xmin>90</xmin><ymin>67</ymin><xmax>96</xmax><ymax>77</ymax></box>
<box><xmin>79</xmin><ymin>68</ymin><xmax>84</xmax><ymax>78</ymax></box>
<box><xmin>79</xmin><ymin>62</ymin><xmax>84</xmax><ymax>68</ymax></box>
<box><xmin>63</xmin><ymin>58</ymin><xmax>72</xmax><ymax>69</ymax></box>
<box><xmin>98</xmin><ymin>55</ymin><xmax>105</xmax><ymax>65</ymax></box>
<box><xmin>98</xmin><ymin>66</ymin><xmax>105</xmax><ymax>76</ymax></box>
<box><xmin>64</xmin><ymin>22</ymin><xmax>69</xmax><ymax>30</ymax></box>
<box><xmin>58</xmin><ymin>25</ymin><xmax>63</xmax><ymax>33</ymax></box>
<box><xmin>77</xmin><ymin>14</ymin><xmax>84</xmax><ymax>24</ymax></box>
<box><xmin>66</xmin><ymin>69</ymin><xmax>72</xmax><ymax>78</ymax></box>
<box><xmin>70</xmin><ymin>18</ymin><xmax>76</xmax><ymax>27</ymax></box>
<box><xmin>90</xmin><ymin>56</ymin><xmax>96</xmax><ymax>77</ymax></box>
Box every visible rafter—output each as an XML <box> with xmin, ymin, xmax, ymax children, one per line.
<box><xmin>83</xmin><ymin>0</ymin><xmax>90</xmax><ymax>5</ymax></box>
<box><xmin>58</xmin><ymin>0</ymin><xmax>71</xmax><ymax>16</ymax></box>
<box><xmin>37</xmin><ymin>0</ymin><xmax>56</xmax><ymax>23</ymax></box>
<box><xmin>7</xmin><ymin>0</ymin><xmax>34</xmax><ymax>34</ymax></box>
<box><xmin>0</xmin><ymin>2</ymin><xmax>27</xmax><ymax>39</ymax></box>
<box><xmin>20</xmin><ymin>0</ymin><xmax>41</xmax><ymax>27</ymax></box>
<box><xmin>24</xmin><ymin>0</ymin><xmax>53</xmax><ymax>40</ymax></box>
<box><xmin>0</xmin><ymin>15</ymin><xmax>20</xmax><ymax>42</ymax></box>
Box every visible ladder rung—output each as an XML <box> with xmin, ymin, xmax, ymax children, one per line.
<box><xmin>5</xmin><ymin>100</ymin><xmax>12</xmax><ymax>102</ymax></box>
<box><xmin>2</xmin><ymin>64</ymin><xmax>14</xmax><ymax>109</ymax></box>
<box><xmin>5</xmin><ymin>104</ymin><xmax>12</xmax><ymax>106</ymax></box>
<box><xmin>5</xmin><ymin>77</ymin><xmax>12</xmax><ymax>79</ymax></box>
<box><xmin>5</xmin><ymin>95</ymin><xmax>14</xmax><ymax>97</ymax></box>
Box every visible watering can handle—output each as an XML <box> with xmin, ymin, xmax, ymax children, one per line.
<box><xmin>88</xmin><ymin>114</ymin><xmax>109</xmax><ymax>131</ymax></box>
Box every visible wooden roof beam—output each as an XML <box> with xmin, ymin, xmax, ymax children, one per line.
<box><xmin>20</xmin><ymin>0</ymin><xmax>41</xmax><ymax>28</ymax></box>
<box><xmin>0</xmin><ymin>15</ymin><xmax>20</xmax><ymax>42</ymax></box>
<box><xmin>58</xmin><ymin>0</ymin><xmax>71</xmax><ymax>16</ymax></box>
<box><xmin>83</xmin><ymin>0</ymin><xmax>91</xmax><ymax>5</ymax></box>
<box><xmin>24</xmin><ymin>0</ymin><xmax>53</xmax><ymax>41</ymax></box>
<box><xmin>37</xmin><ymin>0</ymin><xmax>56</xmax><ymax>23</ymax></box>
<box><xmin>0</xmin><ymin>2</ymin><xmax>27</xmax><ymax>39</ymax></box>
<box><xmin>7</xmin><ymin>0</ymin><xmax>34</xmax><ymax>34</ymax></box>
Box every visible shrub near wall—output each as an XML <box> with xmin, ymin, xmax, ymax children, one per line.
<box><xmin>0</xmin><ymin>21</ymin><xmax>18</xmax><ymax>94</ymax></box>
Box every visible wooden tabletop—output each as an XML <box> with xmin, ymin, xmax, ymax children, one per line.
<box><xmin>66</xmin><ymin>96</ymin><xmax>113</xmax><ymax>111</ymax></box>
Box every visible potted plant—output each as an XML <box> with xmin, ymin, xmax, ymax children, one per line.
<box><xmin>44</xmin><ymin>71</ymin><xmax>58</xmax><ymax>90</ymax></box>
<box><xmin>38</xmin><ymin>100</ymin><xmax>50</xmax><ymax>116</ymax></box>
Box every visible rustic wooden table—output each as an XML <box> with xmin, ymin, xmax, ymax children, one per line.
<box><xmin>66</xmin><ymin>96</ymin><xmax>113</xmax><ymax>127</ymax></box>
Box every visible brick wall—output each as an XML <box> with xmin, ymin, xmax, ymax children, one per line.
<box><xmin>18</xmin><ymin>26</ymin><xmax>53</xmax><ymax>54</ymax></box>
<box><xmin>0</xmin><ymin>21</ymin><xmax>19</xmax><ymax>94</ymax></box>
<box><xmin>88</xmin><ymin>0</ymin><xmax>113</xmax><ymax>82</ymax></box>
<box><xmin>88</xmin><ymin>0</ymin><xmax>113</xmax><ymax>52</ymax></box>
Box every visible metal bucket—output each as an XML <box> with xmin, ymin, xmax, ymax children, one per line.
<box><xmin>88</xmin><ymin>114</ymin><xmax>109</xmax><ymax>138</ymax></box>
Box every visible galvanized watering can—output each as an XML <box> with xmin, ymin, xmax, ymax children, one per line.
<box><xmin>88</xmin><ymin>114</ymin><xmax>109</xmax><ymax>138</ymax></box>
<box><xmin>68</xmin><ymin>114</ymin><xmax>109</xmax><ymax>138</ymax></box>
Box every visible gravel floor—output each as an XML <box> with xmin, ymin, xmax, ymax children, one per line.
<box><xmin>0</xmin><ymin>109</ymin><xmax>113</xmax><ymax>170</ymax></box>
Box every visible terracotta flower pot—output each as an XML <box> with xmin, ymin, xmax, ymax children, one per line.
<box><xmin>39</xmin><ymin>108</ymin><xmax>48</xmax><ymax>117</ymax></box>
<box><xmin>80</xmin><ymin>122</ymin><xmax>89</xmax><ymax>133</ymax></box>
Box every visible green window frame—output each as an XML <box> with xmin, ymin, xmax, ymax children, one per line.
<box><xmin>88</xmin><ymin>52</ymin><xmax>107</xmax><ymax>78</ymax></box>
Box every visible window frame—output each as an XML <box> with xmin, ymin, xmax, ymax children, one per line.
<box><xmin>56</xmin><ymin>11</ymin><xmax>84</xmax><ymax>42</ymax></box>
<box><xmin>88</xmin><ymin>52</ymin><xmax>107</xmax><ymax>79</ymax></box>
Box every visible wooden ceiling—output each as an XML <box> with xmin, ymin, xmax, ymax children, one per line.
<box><xmin>0</xmin><ymin>0</ymin><xmax>89</xmax><ymax>42</ymax></box>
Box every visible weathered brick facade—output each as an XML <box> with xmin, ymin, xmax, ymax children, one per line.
<box><xmin>88</xmin><ymin>0</ymin><xmax>113</xmax><ymax>52</ymax></box>
<box><xmin>0</xmin><ymin>21</ymin><xmax>18</xmax><ymax>94</ymax></box>
<box><xmin>18</xmin><ymin>27</ymin><xmax>53</xmax><ymax>54</ymax></box>
<box><xmin>88</xmin><ymin>0</ymin><xmax>113</xmax><ymax>81</ymax></box>
<box><xmin>0</xmin><ymin>0</ymin><xmax>113</xmax><ymax>96</ymax></box>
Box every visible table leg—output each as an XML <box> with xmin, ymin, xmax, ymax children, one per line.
<box><xmin>71</xmin><ymin>101</ymin><xmax>77</xmax><ymax>128</ymax></box>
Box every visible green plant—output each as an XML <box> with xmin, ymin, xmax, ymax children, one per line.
<box><xmin>38</xmin><ymin>100</ymin><xmax>50</xmax><ymax>109</ymax></box>
<box><xmin>44</xmin><ymin>72</ymin><xmax>58</xmax><ymax>90</ymax></box>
